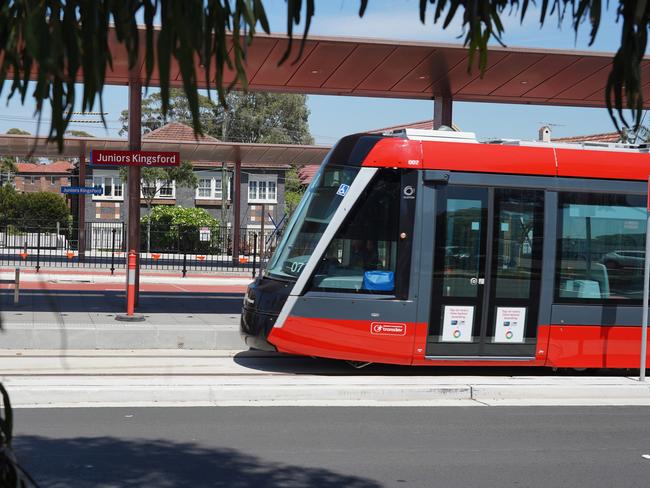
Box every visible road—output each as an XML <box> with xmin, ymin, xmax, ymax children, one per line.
<box><xmin>12</xmin><ymin>406</ymin><xmax>650</xmax><ymax>487</ymax></box>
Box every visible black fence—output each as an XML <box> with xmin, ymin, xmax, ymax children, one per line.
<box><xmin>0</xmin><ymin>220</ymin><xmax>280</xmax><ymax>276</ymax></box>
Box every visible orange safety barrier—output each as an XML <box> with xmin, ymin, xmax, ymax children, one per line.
<box><xmin>126</xmin><ymin>250</ymin><xmax>136</xmax><ymax>316</ymax></box>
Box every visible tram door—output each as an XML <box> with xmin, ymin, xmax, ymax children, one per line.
<box><xmin>427</xmin><ymin>186</ymin><xmax>544</xmax><ymax>358</ymax></box>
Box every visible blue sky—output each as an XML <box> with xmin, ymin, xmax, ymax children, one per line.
<box><xmin>0</xmin><ymin>0</ymin><xmax>636</xmax><ymax>144</ymax></box>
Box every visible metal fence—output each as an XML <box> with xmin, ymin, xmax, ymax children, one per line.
<box><xmin>0</xmin><ymin>220</ymin><xmax>280</xmax><ymax>276</ymax></box>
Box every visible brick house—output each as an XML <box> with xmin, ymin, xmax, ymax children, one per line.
<box><xmin>85</xmin><ymin>122</ymin><xmax>288</xmax><ymax>232</ymax></box>
<box><xmin>12</xmin><ymin>161</ymin><xmax>74</xmax><ymax>193</ymax></box>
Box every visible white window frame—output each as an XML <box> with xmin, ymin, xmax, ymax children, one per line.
<box><xmin>141</xmin><ymin>179</ymin><xmax>176</xmax><ymax>200</ymax></box>
<box><xmin>195</xmin><ymin>172</ymin><xmax>230</xmax><ymax>200</ymax></box>
<box><xmin>92</xmin><ymin>170</ymin><xmax>124</xmax><ymax>201</ymax></box>
<box><xmin>248</xmin><ymin>174</ymin><xmax>277</xmax><ymax>204</ymax></box>
<box><xmin>1</xmin><ymin>171</ymin><xmax>15</xmax><ymax>186</ymax></box>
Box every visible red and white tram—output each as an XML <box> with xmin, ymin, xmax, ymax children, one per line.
<box><xmin>241</xmin><ymin>128</ymin><xmax>650</xmax><ymax>368</ymax></box>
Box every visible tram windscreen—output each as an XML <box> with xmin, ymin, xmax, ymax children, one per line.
<box><xmin>266</xmin><ymin>164</ymin><xmax>361</xmax><ymax>279</ymax></box>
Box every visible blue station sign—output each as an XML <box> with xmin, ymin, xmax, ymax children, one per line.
<box><xmin>61</xmin><ymin>186</ymin><xmax>103</xmax><ymax>195</ymax></box>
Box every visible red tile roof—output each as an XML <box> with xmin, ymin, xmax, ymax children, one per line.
<box><xmin>298</xmin><ymin>165</ymin><xmax>319</xmax><ymax>185</ymax></box>
<box><xmin>554</xmin><ymin>132</ymin><xmax>622</xmax><ymax>143</ymax></box>
<box><xmin>143</xmin><ymin>122</ymin><xmax>220</xmax><ymax>142</ymax></box>
<box><xmin>16</xmin><ymin>161</ymin><xmax>73</xmax><ymax>174</ymax></box>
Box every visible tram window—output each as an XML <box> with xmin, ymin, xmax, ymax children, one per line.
<box><xmin>556</xmin><ymin>193</ymin><xmax>646</xmax><ymax>302</ymax></box>
<box><xmin>494</xmin><ymin>190</ymin><xmax>543</xmax><ymax>299</ymax></box>
<box><xmin>309</xmin><ymin>169</ymin><xmax>401</xmax><ymax>294</ymax></box>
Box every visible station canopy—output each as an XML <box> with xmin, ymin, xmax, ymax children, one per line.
<box><xmin>95</xmin><ymin>29</ymin><xmax>650</xmax><ymax>108</ymax></box>
<box><xmin>0</xmin><ymin>133</ymin><xmax>330</xmax><ymax>165</ymax></box>
<box><xmin>2</xmin><ymin>30</ymin><xmax>650</xmax><ymax>160</ymax></box>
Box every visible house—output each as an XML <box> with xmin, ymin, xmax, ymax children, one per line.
<box><xmin>12</xmin><ymin>161</ymin><xmax>74</xmax><ymax>193</ymax></box>
<box><xmin>85</xmin><ymin>122</ymin><xmax>288</xmax><ymax>232</ymax></box>
<box><xmin>553</xmin><ymin>131</ymin><xmax>622</xmax><ymax>143</ymax></box>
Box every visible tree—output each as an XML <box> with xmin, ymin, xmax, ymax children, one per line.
<box><xmin>0</xmin><ymin>157</ymin><xmax>17</xmax><ymax>178</ymax></box>
<box><xmin>120</xmin><ymin>161</ymin><xmax>198</xmax><ymax>252</ymax></box>
<box><xmin>6</xmin><ymin>128</ymin><xmax>30</xmax><ymax>135</ymax></box>
<box><xmin>119</xmin><ymin>89</ymin><xmax>313</xmax><ymax>144</ymax></box>
<box><xmin>284</xmin><ymin>165</ymin><xmax>306</xmax><ymax>215</ymax></box>
<box><xmin>119</xmin><ymin>89</ymin><xmax>221</xmax><ymax>137</ymax></box>
<box><xmin>14</xmin><ymin>192</ymin><xmax>71</xmax><ymax>230</ymax></box>
<box><xmin>1</xmin><ymin>1</ymin><xmax>648</xmax><ymax>150</ymax></box>
<box><xmin>0</xmin><ymin>184</ymin><xmax>18</xmax><ymax>220</ymax></box>
<box><xmin>65</xmin><ymin>130</ymin><xmax>94</xmax><ymax>137</ymax></box>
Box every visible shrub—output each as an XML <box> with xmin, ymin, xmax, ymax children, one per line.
<box><xmin>2</xmin><ymin>190</ymin><xmax>71</xmax><ymax>231</ymax></box>
<box><xmin>141</xmin><ymin>206</ymin><xmax>221</xmax><ymax>252</ymax></box>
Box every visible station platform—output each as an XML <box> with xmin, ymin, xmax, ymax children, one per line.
<box><xmin>1</xmin><ymin>349</ymin><xmax>649</xmax><ymax>408</ymax></box>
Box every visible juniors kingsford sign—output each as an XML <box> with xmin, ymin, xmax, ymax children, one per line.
<box><xmin>90</xmin><ymin>150</ymin><xmax>180</xmax><ymax>167</ymax></box>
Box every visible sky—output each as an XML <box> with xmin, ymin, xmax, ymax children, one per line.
<box><xmin>0</xmin><ymin>0</ymin><xmax>637</xmax><ymax>145</ymax></box>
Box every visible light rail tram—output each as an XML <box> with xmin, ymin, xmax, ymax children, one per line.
<box><xmin>241</xmin><ymin>128</ymin><xmax>650</xmax><ymax>368</ymax></box>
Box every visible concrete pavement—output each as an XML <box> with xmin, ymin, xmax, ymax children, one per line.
<box><xmin>1</xmin><ymin>350</ymin><xmax>650</xmax><ymax>407</ymax></box>
<box><xmin>1</xmin><ymin>267</ymin><xmax>249</xmax><ymax>349</ymax></box>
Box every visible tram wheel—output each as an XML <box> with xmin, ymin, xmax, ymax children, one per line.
<box><xmin>346</xmin><ymin>361</ymin><xmax>373</xmax><ymax>369</ymax></box>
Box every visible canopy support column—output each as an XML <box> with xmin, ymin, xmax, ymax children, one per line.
<box><xmin>78</xmin><ymin>142</ymin><xmax>86</xmax><ymax>261</ymax></box>
<box><xmin>232</xmin><ymin>147</ymin><xmax>242</xmax><ymax>264</ymax></box>
<box><xmin>127</xmin><ymin>76</ymin><xmax>142</xmax><ymax>307</ymax></box>
<box><xmin>433</xmin><ymin>95</ymin><xmax>453</xmax><ymax>129</ymax></box>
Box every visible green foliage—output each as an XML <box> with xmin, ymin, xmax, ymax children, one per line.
<box><xmin>0</xmin><ymin>1</ymin><xmax>269</xmax><ymax>151</ymax></box>
<box><xmin>65</xmin><ymin>130</ymin><xmax>94</xmax><ymax>137</ymax></box>
<box><xmin>0</xmin><ymin>156</ymin><xmax>17</xmax><ymax>175</ymax></box>
<box><xmin>0</xmin><ymin>0</ymin><xmax>647</xmax><ymax>146</ymax></box>
<box><xmin>141</xmin><ymin>206</ymin><xmax>222</xmax><ymax>252</ymax></box>
<box><xmin>6</xmin><ymin>128</ymin><xmax>30</xmax><ymax>135</ymax></box>
<box><xmin>120</xmin><ymin>90</ymin><xmax>313</xmax><ymax>144</ymax></box>
<box><xmin>224</xmin><ymin>92</ymin><xmax>313</xmax><ymax>144</ymax></box>
<box><xmin>2</xmin><ymin>191</ymin><xmax>71</xmax><ymax>231</ymax></box>
<box><xmin>119</xmin><ymin>88</ymin><xmax>220</xmax><ymax>137</ymax></box>
<box><xmin>0</xmin><ymin>184</ymin><xmax>18</xmax><ymax>219</ymax></box>
<box><xmin>284</xmin><ymin>165</ymin><xmax>306</xmax><ymax>215</ymax></box>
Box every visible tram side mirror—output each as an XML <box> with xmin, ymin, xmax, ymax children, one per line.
<box><xmin>362</xmin><ymin>271</ymin><xmax>395</xmax><ymax>292</ymax></box>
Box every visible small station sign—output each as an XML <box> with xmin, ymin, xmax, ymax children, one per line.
<box><xmin>61</xmin><ymin>186</ymin><xmax>103</xmax><ymax>195</ymax></box>
<box><xmin>90</xmin><ymin>150</ymin><xmax>180</xmax><ymax>167</ymax></box>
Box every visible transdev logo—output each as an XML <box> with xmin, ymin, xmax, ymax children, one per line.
<box><xmin>370</xmin><ymin>322</ymin><xmax>407</xmax><ymax>336</ymax></box>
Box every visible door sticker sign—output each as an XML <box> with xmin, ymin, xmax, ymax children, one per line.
<box><xmin>494</xmin><ymin>307</ymin><xmax>526</xmax><ymax>343</ymax></box>
<box><xmin>370</xmin><ymin>322</ymin><xmax>407</xmax><ymax>336</ymax></box>
<box><xmin>336</xmin><ymin>184</ymin><xmax>350</xmax><ymax>197</ymax></box>
<box><xmin>441</xmin><ymin>306</ymin><xmax>474</xmax><ymax>342</ymax></box>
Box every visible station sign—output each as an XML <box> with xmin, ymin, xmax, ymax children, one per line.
<box><xmin>61</xmin><ymin>186</ymin><xmax>103</xmax><ymax>195</ymax></box>
<box><xmin>90</xmin><ymin>150</ymin><xmax>180</xmax><ymax>167</ymax></box>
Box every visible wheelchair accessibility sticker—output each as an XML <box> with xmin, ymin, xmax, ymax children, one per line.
<box><xmin>336</xmin><ymin>184</ymin><xmax>350</xmax><ymax>197</ymax></box>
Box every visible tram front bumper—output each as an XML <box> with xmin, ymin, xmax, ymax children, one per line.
<box><xmin>240</xmin><ymin>306</ymin><xmax>278</xmax><ymax>352</ymax></box>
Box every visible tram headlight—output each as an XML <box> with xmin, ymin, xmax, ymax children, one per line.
<box><xmin>243</xmin><ymin>286</ymin><xmax>255</xmax><ymax>307</ymax></box>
